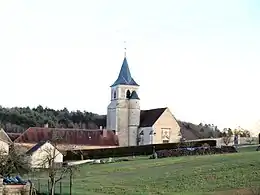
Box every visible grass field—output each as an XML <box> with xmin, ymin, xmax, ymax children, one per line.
<box><xmin>34</xmin><ymin>146</ymin><xmax>260</xmax><ymax>195</ymax></box>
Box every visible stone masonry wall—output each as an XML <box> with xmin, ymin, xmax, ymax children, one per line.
<box><xmin>0</xmin><ymin>177</ymin><xmax>30</xmax><ymax>195</ymax></box>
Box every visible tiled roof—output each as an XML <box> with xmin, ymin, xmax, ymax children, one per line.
<box><xmin>139</xmin><ymin>108</ymin><xmax>167</xmax><ymax>127</ymax></box>
<box><xmin>111</xmin><ymin>57</ymin><xmax>139</xmax><ymax>87</ymax></box>
<box><xmin>14</xmin><ymin>127</ymin><xmax>119</xmax><ymax>147</ymax></box>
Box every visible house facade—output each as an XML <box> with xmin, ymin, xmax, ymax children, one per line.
<box><xmin>139</xmin><ymin>108</ymin><xmax>181</xmax><ymax>145</ymax></box>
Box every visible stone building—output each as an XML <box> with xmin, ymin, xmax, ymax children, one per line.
<box><xmin>107</xmin><ymin>56</ymin><xmax>181</xmax><ymax>147</ymax></box>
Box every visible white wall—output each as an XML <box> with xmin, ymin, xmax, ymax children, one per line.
<box><xmin>30</xmin><ymin>142</ymin><xmax>63</xmax><ymax>169</ymax></box>
<box><xmin>0</xmin><ymin>140</ymin><xmax>9</xmax><ymax>155</ymax></box>
<box><xmin>188</xmin><ymin>136</ymin><xmax>255</xmax><ymax>147</ymax></box>
<box><xmin>153</xmin><ymin>108</ymin><xmax>181</xmax><ymax>144</ymax></box>
<box><xmin>139</xmin><ymin>127</ymin><xmax>154</xmax><ymax>145</ymax></box>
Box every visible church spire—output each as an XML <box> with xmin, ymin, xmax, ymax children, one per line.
<box><xmin>111</xmin><ymin>48</ymin><xmax>139</xmax><ymax>87</ymax></box>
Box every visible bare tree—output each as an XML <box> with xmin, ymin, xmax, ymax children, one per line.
<box><xmin>38</xmin><ymin>131</ymin><xmax>77</xmax><ymax>195</ymax></box>
<box><xmin>222</xmin><ymin>129</ymin><xmax>233</xmax><ymax>146</ymax></box>
<box><xmin>222</xmin><ymin>135</ymin><xmax>232</xmax><ymax>146</ymax></box>
<box><xmin>0</xmin><ymin>144</ymin><xmax>31</xmax><ymax>177</ymax></box>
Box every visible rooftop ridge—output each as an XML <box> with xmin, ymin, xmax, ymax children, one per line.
<box><xmin>30</xmin><ymin>127</ymin><xmax>107</xmax><ymax>131</ymax></box>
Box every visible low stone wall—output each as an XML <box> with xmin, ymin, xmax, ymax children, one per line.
<box><xmin>188</xmin><ymin>136</ymin><xmax>257</xmax><ymax>147</ymax></box>
<box><xmin>0</xmin><ymin>177</ymin><xmax>30</xmax><ymax>195</ymax></box>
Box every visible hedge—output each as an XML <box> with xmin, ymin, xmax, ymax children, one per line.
<box><xmin>154</xmin><ymin>146</ymin><xmax>237</xmax><ymax>159</ymax></box>
<box><xmin>64</xmin><ymin>139</ymin><xmax>217</xmax><ymax>160</ymax></box>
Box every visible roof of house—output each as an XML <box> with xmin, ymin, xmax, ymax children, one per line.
<box><xmin>14</xmin><ymin>127</ymin><xmax>119</xmax><ymax>147</ymax></box>
<box><xmin>111</xmin><ymin>57</ymin><xmax>139</xmax><ymax>87</ymax></box>
<box><xmin>7</xmin><ymin>133</ymin><xmax>21</xmax><ymax>141</ymax></box>
<box><xmin>178</xmin><ymin>122</ymin><xmax>204</xmax><ymax>140</ymax></box>
<box><xmin>139</xmin><ymin>108</ymin><xmax>167</xmax><ymax>127</ymax></box>
<box><xmin>0</xmin><ymin>128</ymin><xmax>12</xmax><ymax>143</ymax></box>
<box><xmin>25</xmin><ymin>141</ymin><xmax>48</xmax><ymax>155</ymax></box>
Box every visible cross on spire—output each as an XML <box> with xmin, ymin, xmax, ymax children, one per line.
<box><xmin>124</xmin><ymin>41</ymin><xmax>127</xmax><ymax>57</ymax></box>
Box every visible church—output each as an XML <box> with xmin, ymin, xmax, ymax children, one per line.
<box><xmin>106</xmin><ymin>55</ymin><xmax>182</xmax><ymax>147</ymax></box>
<box><xmin>10</xmin><ymin>55</ymin><xmax>184</xmax><ymax>151</ymax></box>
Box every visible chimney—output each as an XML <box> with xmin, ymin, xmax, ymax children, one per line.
<box><xmin>44</xmin><ymin>123</ymin><xmax>49</xmax><ymax>128</ymax></box>
<box><xmin>102</xmin><ymin>129</ymin><xmax>107</xmax><ymax>137</ymax></box>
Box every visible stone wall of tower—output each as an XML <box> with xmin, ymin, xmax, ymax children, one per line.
<box><xmin>128</xmin><ymin>99</ymin><xmax>140</xmax><ymax>146</ymax></box>
<box><xmin>106</xmin><ymin>106</ymin><xmax>116</xmax><ymax>131</ymax></box>
<box><xmin>107</xmin><ymin>85</ymin><xmax>140</xmax><ymax>147</ymax></box>
<box><xmin>115</xmin><ymin>100</ymin><xmax>129</xmax><ymax>147</ymax></box>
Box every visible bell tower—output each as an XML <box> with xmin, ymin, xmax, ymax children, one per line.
<box><xmin>107</xmin><ymin>54</ymin><xmax>140</xmax><ymax>147</ymax></box>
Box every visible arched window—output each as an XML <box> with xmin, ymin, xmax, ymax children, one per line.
<box><xmin>126</xmin><ymin>90</ymin><xmax>131</xmax><ymax>98</ymax></box>
<box><xmin>113</xmin><ymin>91</ymin><xmax>116</xmax><ymax>99</ymax></box>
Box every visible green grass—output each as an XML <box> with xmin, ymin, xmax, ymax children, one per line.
<box><xmin>32</xmin><ymin>149</ymin><xmax>260</xmax><ymax>195</ymax></box>
<box><xmin>237</xmin><ymin>145</ymin><xmax>258</xmax><ymax>153</ymax></box>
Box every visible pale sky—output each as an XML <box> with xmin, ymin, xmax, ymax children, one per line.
<box><xmin>0</xmin><ymin>0</ymin><xmax>260</xmax><ymax>133</ymax></box>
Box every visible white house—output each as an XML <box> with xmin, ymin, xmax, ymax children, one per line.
<box><xmin>138</xmin><ymin>107</ymin><xmax>182</xmax><ymax>145</ymax></box>
<box><xmin>26</xmin><ymin>141</ymin><xmax>63</xmax><ymax>169</ymax></box>
<box><xmin>0</xmin><ymin>128</ymin><xmax>12</xmax><ymax>155</ymax></box>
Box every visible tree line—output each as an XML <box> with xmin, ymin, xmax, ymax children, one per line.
<box><xmin>0</xmin><ymin>105</ymin><xmax>106</xmax><ymax>133</ymax></box>
<box><xmin>0</xmin><ymin>105</ymin><xmax>251</xmax><ymax>138</ymax></box>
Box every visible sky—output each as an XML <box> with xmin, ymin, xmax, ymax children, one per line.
<box><xmin>0</xmin><ymin>0</ymin><xmax>260</xmax><ymax>134</ymax></box>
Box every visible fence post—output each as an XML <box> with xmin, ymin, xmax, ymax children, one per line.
<box><xmin>47</xmin><ymin>179</ymin><xmax>50</xmax><ymax>194</ymax></box>
<box><xmin>38</xmin><ymin>179</ymin><xmax>40</xmax><ymax>193</ymax></box>
<box><xmin>70</xmin><ymin>169</ymin><xmax>72</xmax><ymax>195</ymax></box>
<box><xmin>60</xmin><ymin>180</ymin><xmax>62</xmax><ymax>195</ymax></box>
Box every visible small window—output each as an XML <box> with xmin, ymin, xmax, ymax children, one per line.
<box><xmin>113</xmin><ymin>91</ymin><xmax>116</xmax><ymax>99</ymax></box>
<box><xmin>126</xmin><ymin>90</ymin><xmax>131</xmax><ymax>98</ymax></box>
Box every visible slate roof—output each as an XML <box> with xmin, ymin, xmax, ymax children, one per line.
<box><xmin>130</xmin><ymin>91</ymin><xmax>140</xmax><ymax>99</ymax></box>
<box><xmin>111</xmin><ymin>57</ymin><xmax>139</xmax><ymax>87</ymax></box>
<box><xmin>26</xmin><ymin>141</ymin><xmax>48</xmax><ymax>155</ymax></box>
<box><xmin>139</xmin><ymin>108</ymin><xmax>167</xmax><ymax>127</ymax></box>
<box><xmin>14</xmin><ymin>127</ymin><xmax>119</xmax><ymax>147</ymax></box>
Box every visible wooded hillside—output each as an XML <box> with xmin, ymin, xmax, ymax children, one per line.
<box><xmin>0</xmin><ymin>105</ymin><xmax>106</xmax><ymax>133</ymax></box>
<box><xmin>0</xmin><ymin>105</ymin><xmax>222</xmax><ymax>138</ymax></box>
